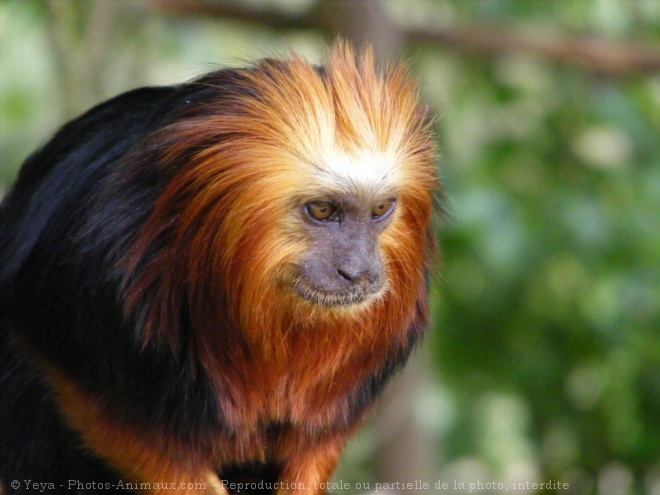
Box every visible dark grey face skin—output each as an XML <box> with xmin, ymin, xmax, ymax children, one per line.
<box><xmin>293</xmin><ymin>195</ymin><xmax>396</xmax><ymax>307</ymax></box>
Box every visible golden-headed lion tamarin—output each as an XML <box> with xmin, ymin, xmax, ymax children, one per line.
<box><xmin>0</xmin><ymin>42</ymin><xmax>439</xmax><ymax>494</ymax></box>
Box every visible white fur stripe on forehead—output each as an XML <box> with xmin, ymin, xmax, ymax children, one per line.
<box><xmin>315</xmin><ymin>148</ymin><xmax>402</xmax><ymax>196</ymax></box>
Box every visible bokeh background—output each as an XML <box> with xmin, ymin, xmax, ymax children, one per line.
<box><xmin>1</xmin><ymin>1</ymin><xmax>659</xmax><ymax>494</ymax></box>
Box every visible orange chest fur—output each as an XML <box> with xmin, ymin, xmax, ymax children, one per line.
<box><xmin>213</xmin><ymin>325</ymin><xmax>398</xmax><ymax>430</ymax></box>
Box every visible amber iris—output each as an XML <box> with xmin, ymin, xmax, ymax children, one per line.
<box><xmin>371</xmin><ymin>200</ymin><xmax>395</xmax><ymax>219</ymax></box>
<box><xmin>307</xmin><ymin>201</ymin><xmax>338</xmax><ymax>221</ymax></box>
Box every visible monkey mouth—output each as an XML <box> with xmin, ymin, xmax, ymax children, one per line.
<box><xmin>291</xmin><ymin>278</ymin><xmax>386</xmax><ymax>308</ymax></box>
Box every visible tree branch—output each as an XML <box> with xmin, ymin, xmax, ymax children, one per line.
<box><xmin>408</xmin><ymin>23</ymin><xmax>660</xmax><ymax>76</ymax></box>
<box><xmin>150</xmin><ymin>0</ymin><xmax>660</xmax><ymax>77</ymax></box>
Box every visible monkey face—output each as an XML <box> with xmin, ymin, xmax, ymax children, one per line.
<box><xmin>289</xmin><ymin>194</ymin><xmax>396</xmax><ymax>307</ymax></box>
<box><xmin>124</xmin><ymin>51</ymin><xmax>438</xmax><ymax>325</ymax></box>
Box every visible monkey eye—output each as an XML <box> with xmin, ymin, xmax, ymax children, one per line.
<box><xmin>371</xmin><ymin>200</ymin><xmax>396</xmax><ymax>220</ymax></box>
<box><xmin>306</xmin><ymin>201</ymin><xmax>339</xmax><ymax>222</ymax></box>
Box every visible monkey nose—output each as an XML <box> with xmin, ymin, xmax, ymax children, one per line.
<box><xmin>336</xmin><ymin>266</ymin><xmax>380</xmax><ymax>285</ymax></box>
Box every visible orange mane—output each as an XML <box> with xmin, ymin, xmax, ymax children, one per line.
<box><xmin>121</xmin><ymin>42</ymin><xmax>439</xmax><ymax>428</ymax></box>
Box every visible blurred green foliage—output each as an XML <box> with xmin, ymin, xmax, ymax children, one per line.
<box><xmin>1</xmin><ymin>1</ymin><xmax>658</xmax><ymax>494</ymax></box>
<box><xmin>427</xmin><ymin>57</ymin><xmax>660</xmax><ymax>491</ymax></box>
<box><xmin>416</xmin><ymin>3</ymin><xmax>660</xmax><ymax>493</ymax></box>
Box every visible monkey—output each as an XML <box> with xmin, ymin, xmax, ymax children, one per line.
<box><xmin>0</xmin><ymin>42</ymin><xmax>439</xmax><ymax>494</ymax></box>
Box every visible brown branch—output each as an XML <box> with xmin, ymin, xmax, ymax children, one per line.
<box><xmin>408</xmin><ymin>23</ymin><xmax>660</xmax><ymax>76</ymax></box>
<box><xmin>150</xmin><ymin>0</ymin><xmax>660</xmax><ymax>77</ymax></box>
<box><xmin>151</xmin><ymin>0</ymin><xmax>316</xmax><ymax>32</ymax></box>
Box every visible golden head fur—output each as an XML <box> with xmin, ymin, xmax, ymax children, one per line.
<box><xmin>125</xmin><ymin>42</ymin><xmax>437</xmax><ymax>344</ymax></box>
